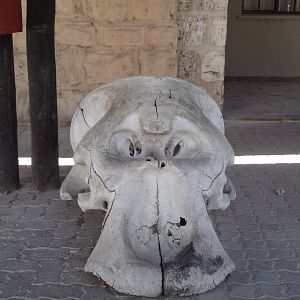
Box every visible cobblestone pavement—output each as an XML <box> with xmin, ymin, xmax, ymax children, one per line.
<box><xmin>1</xmin><ymin>121</ymin><xmax>300</xmax><ymax>299</ymax></box>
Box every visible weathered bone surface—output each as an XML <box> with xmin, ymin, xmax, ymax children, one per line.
<box><xmin>61</xmin><ymin>76</ymin><xmax>236</xmax><ymax>297</ymax></box>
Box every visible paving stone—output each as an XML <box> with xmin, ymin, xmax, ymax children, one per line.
<box><xmin>290</xmin><ymin>240</ymin><xmax>300</xmax><ymax>249</ymax></box>
<box><xmin>244</xmin><ymin>240</ymin><xmax>266</xmax><ymax>249</ymax></box>
<box><xmin>25</xmin><ymin>238</ymin><xmax>54</xmax><ymax>248</ymax></box>
<box><xmin>261</xmin><ymin>231</ymin><xmax>286</xmax><ymax>241</ymax></box>
<box><xmin>235</xmin><ymin>216</ymin><xmax>256</xmax><ymax>224</ymax></box>
<box><xmin>279</xmin><ymin>271</ymin><xmax>300</xmax><ymax>283</ymax></box>
<box><xmin>60</xmin><ymin>269</ymin><xmax>99</xmax><ymax>285</ymax></box>
<box><xmin>0</xmin><ymin>193</ymin><xmax>18</xmax><ymax>207</ymax></box>
<box><xmin>234</xmin><ymin>259</ymin><xmax>248</xmax><ymax>272</ymax></box>
<box><xmin>285</xmin><ymin>231</ymin><xmax>300</xmax><ymax>240</ymax></box>
<box><xmin>277</xmin><ymin>215</ymin><xmax>298</xmax><ymax>223</ymax></box>
<box><xmin>226</xmin><ymin>249</ymin><xmax>246</xmax><ymax>260</ymax></box>
<box><xmin>250</xmin><ymin>270</ymin><xmax>278</xmax><ymax>283</ymax></box>
<box><xmin>222</xmin><ymin>240</ymin><xmax>244</xmax><ymax>250</ymax></box>
<box><xmin>269</xmin><ymin>249</ymin><xmax>295</xmax><ymax>260</ymax></box>
<box><xmin>253</xmin><ymin>209</ymin><xmax>274</xmax><ymax>217</ymax></box>
<box><xmin>51</xmin><ymin>237</ymin><xmax>97</xmax><ymax>249</ymax></box>
<box><xmin>266</xmin><ymin>240</ymin><xmax>290</xmax><ymax>249</ymax></box>
<box><xmin>240</xmin><ymin>231</ymin><xmax>262</xmax><ymax>241</ymax></box>
<box><xmin>42</xmin><ymin>210</ymin><xmax>78</xmax><ymax>221</ymax></box>
<box><xmin>0</xmin><ymin>271</ymin><xmax>9</xmax><ymax>285</ymax></box>
<box><xmin>79</xmin><ymin>285</ymin><xmax>122</xmax><ymax>300</ymax></box>
<box><xmin>255</xmin><ymin>216</ymin><xmax>278</xmax><ymax>224</ymax></box>
<box><xmin>192</xmin><ymin>284</ymin><xmax>230</xmax><ymax>300</ymax></box>
<box><xmin>22</xmin><ymin>206</ymin><xmax>47</xmax><ymax>219</ymax></box>
<box><xmin>259</xmin><ymin>223</ymin><xmax>281</xmax><ymax>231</ymax></box>
<box><xmin>245</xmin><ymin>249</ymin><xmax>269</xmax><ymax>260</ymax></box>
<box><xmin>285</xmin><ymin>283</ymin><xmax>300</xmax><ymax>297</ymax></box>
<box><xmin>22</xmin><ymin>248</ymin><xmax>71</xmax><ymax>261</ymax></box>
<box><xmin>0</xmin><ymin>260</ymin><xmax>39</xmax><ymax>273</ymax></box>
<box><xmin>0</xmin><ymin>272</ymin><xmax>36</xmax><ymax>298</ymax></box>
<box><xmin>26</xmin><ymin>283</ymin><xmax>85</xmax><ymax>299</ymax></box>
<box><xmin>272</xmin><ymin>208</ymin><xmax>294</xmax><ymax>216</ymax></box>
<box><xmin>33</xmin><ymin>260</ymin><xmax>68</xmax><ymax>283</ymax></box>
<box><xmin>22</xmin><ymin>229</ymin><xmax>56</xmax><ymax>239</ymax></box>
<box><xmin>230</xmin><ymin>298</ymin><xmax>282</xmax><ymax>300</ymax></box>
<box><xmin>0</xmin><ymin>240</ymin><xmax>25</xmax><ymax>260</ymax></box>
<box><xmin>227</xmin><ymin>283</ymin><xmax>257</xmax><ymax>298</ymax></box>
<box><xmin>218</xmin><ymin>230</ymin><xmax>240</xmax><ymax>241</ymax></box>
<box><xmin>54</xmin><ymin>222</ymin><xmax>78</xmax><ymax>238</ymax></box>
<box><xmin>247</xmin><ymin>260</ymin><xmax>274</xmax><ymax>271</ymax></box>
<box><xmin>227</xmin><ymin>271</ymin><xmax>251</xmax><ymax>284</ymax></box>
<box><xmin>249</xmin><ymin>202</ymin><xmax>271</xmax><ymax>210</ymax></box>
<box><xmin>256</xmin><ymin>282</ymin><xmax>288</xmax><ymax>298</ymax></box>
<box><xmin>0</xmin><ymin>217</ymin><xmax>19</xmax><ymax>230</ymax></box>
<box><xmin>280</xmin><ymin>223</ymin><xmax>300</xmax><ymax>231</ymax></box>
<box><xmin>15</xmin><ymin>220</ymin><xmax>57</xmax><ymax>230</ymax></box>
<box><xmin>273</xmin><ymin>260</ymin><xmax>299</xmax><ymax>272</ymax></box>
<box><xmin>1</xmin><ymin>205</ymin><xmax>27</xmax><ymax>216</ymax></box>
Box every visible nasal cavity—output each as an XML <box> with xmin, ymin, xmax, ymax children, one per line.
<box><xmin>103</xmin><ymin>201</ymin><xmax>108</xmax><ymax>210</ymax></box>
<box><xmin>180</xmin><ymin>217</ymin><xmax>187</xmax><ymax>226</ymax></box>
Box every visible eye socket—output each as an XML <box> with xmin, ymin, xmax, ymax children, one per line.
<box><xmin>165</xmin><ymin>132</ymin><xmax>208</xmax><ymax>159</ymax></box>
<box><xmin>134</xmin><ymin>141</ymin><xmax>142</xmax><ymax>156</ymax></box>
<box><xmin>173</xmin><ymin>143</ymin><xmax>181</xmax><ymax>157</ymax></box>
<box><xmin>165</xmin><ymin>139</ymin><xmax>183</xmax><ymax>158</ymax></box>
<box><xmin>129</xmin><ymin>141</ymin><xmax>135</xmax><ymax>157</ymax></box>
<box><xmin>109</xmin><ymin>131</ymin><xmax>140</xmax><ymax>158</ymax></box>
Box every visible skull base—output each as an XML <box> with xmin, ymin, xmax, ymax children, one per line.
<box><xmin>61</xmin><ymin>77</ymin><xmax>236</xmax><ymax>297</ymax></box>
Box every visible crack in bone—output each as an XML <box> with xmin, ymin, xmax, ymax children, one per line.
<box><xmin>81</xmin><ymin>145</ymin><xmax>92</xmax><ymax>185</ymax></box>
<box><xmin>158</xmin><ymin>89</ymin><xmax>163</xmax><ymax>98</ymax></box>
<box><xmin>90</xmin><ymin>163</ymin><xmax>117</xmax><ymax>230</ymax></box>
<box><xmin>91</xmin><ymin>162</ymin><xmax>115</xmax><ymax>194</ymax></box>
<box><xmin>154</xmin><ymin>99</ymin><xmax>159</xmax><ymax>118</ymax></box>
<box><xmin>101</xmin><ymin>191</ymin><xmax>117</xmax><ymax>230</ymax></box>
<box><xmin>89</xmin><ymin>161</ymin><xmax>117</xmax><ymax>230</ymax></box>
<box><xmin>156</xmin><ymin>168</ymin><xmax>165</xmax><ymax>295</ymax></box>
<box><xmin>87</xmin><ymin>163</ymin><xmax>92</xmax><ymax>185</ymax></box>
<box><xmin>81</xmin><ymin>144</ymin><xmax>92</xmax><ymax>153</ymax></box>
<box><xmin>201</xmin><ymin>171</ymin><xmax>214</xmax><ymax>181</ymax></box>
<box><xmin>79</xmin><ymin>105</ymin><xmax>91</xmax><ymax>129</ymax></box>
<box><xmin>83</xmin><ymin>146</ymin><xmax>116</xmax><ymax>194</ymax></box>
<box><xmin>201</xmin><ymin>164</ymin><xmax>224</xmax><ymax>192</ymax></box>
<box><xmin>104</xmin><ymin>176</ymin><xmax>112</xmax><ymax>183</ymax></box>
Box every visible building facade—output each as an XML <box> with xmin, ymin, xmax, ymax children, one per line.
<box><xmin>14</xmin><ymin>0</ymin><xmax>228</xmax><ymax>123</ymax></box>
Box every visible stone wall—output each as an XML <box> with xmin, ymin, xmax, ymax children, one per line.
<box><xmin>177</xmin><ymin>0</ymin><xmax>228</xmax><ymax>107</ymax></box>
<box><xmin>13</xmin><ymin>0</ymin><xmax>227</xmax><ymax>123</ymax></box>
<box><xmin>14</xmin><ymin>0</ymin><xmax>177</xmax><ymax>123</ymax></box>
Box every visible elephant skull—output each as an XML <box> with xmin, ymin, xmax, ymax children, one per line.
<box><xmin>60</xmin><ymin>77</ymin><xmax>236</xmax><ymax>297</ymax></box>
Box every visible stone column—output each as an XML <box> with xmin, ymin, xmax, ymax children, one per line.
<box><xmin>177</xmin><ymin>0</ymin><xmax>228</xmax><ymax>107</ymax></box>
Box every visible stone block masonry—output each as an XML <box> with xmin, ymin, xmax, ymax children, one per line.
<box><xmin>177</xmin><ymin>0</ymin><xmax>228</xmax><ymax>107</ymax></box>
<box><xmin>13</xmin><ymin>0</ymin><xmax>227</xmax><ymax>122</ymax></box>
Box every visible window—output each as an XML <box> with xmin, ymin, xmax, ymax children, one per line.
<box><xmin>242</xmin><ymin>0</ymin><xmax>300</xmax><ymax>14</ymax></box>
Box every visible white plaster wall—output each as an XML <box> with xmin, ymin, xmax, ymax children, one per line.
<box><xmin>225</xmin><ymin>0</ymin><xmax>300</xmax><ymax>77</ymax></box>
